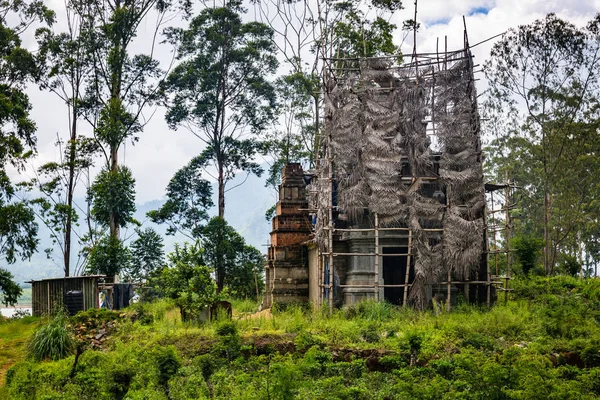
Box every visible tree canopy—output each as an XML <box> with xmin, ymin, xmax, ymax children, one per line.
<box><xmin>163</xmin><ymin>0</ymin><xmax>278</xmax><ymax>218</ymax></box>
<box><xmin>0</xmin><ymin>0</ymin><xmax>54</xmax><ymax>305</ymax></box>
<box><xmin>485</xmin><ymin>13</ymin><xmax>600</xmax><ymax>275</ymax></box>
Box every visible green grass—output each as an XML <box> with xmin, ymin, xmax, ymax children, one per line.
<box><xmin>28</xmin><ymin>312</ymin><xmax>74</xmax><ymax>362</ymax></box>
<box><xmin>0</xmin><ymin>316</ymin><xmax>39</xmax><ymax>392</ymax></box>
<box><xmin>4</xmin><ymin>277</ymin><xmax>600</xmax><ymax>399</ymax></box>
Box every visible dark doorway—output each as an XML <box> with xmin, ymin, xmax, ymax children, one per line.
<box><xmin>383</xmin><ymin>247</ymin><xmax>411</xmax><ymax>305</ymax></box>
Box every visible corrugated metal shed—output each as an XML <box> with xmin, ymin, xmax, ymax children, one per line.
<box><xmin>29</xmin><ymin>275</ymin><xmax>105</xmax><ymax>316</ymax></box>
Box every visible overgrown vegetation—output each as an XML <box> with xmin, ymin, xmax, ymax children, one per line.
<box><xmin>4</xmin><ymin>277</ymin><xmax>600</xmax><ymax>399</ymax></box>
<box><xmin>27</xmin><ymin>311</ymin><xmax>74</xmax><ymax>362</ymax></box>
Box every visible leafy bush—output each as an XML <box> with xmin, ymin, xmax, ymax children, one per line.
<box><xmin>150</xmin><ymin>242</ymin><xmax>217</xmax><ymax>322</ymax></box>
<box><xmin>360</xmin><ymin>323</ymin><xmax>380</xmax><ymax>343</ymax></box>
<box><xmin>295</xmin><ymin>331</ymin><xmax>323</xmax><ymax>352</ymax></box>
<box><xmin>511</xmin><ymin>235</ymin><xmax>543</xmax><ymax>275</ymax></box>
<box><xmin>213</xmin><ymin>321</ymin><xmax>241</xmax><ymax>361</ymax></box>
<box><xmin>152</xmin><ymin>346</ymin><xmax>181</xmax><ymax>388</ymax></box>
<box><xmin>8</xmin><ymin>277</ymin><xmax>600</xmax><ymax>399</ymax></box>
<box><xmin>557</xmin><ymin>255</ymin><xmax>583</xmax><ymax>277</ymax></box>
<box><xmin>128</xmin><ymin>302</ymin><xmax>154</xmax><ymax>325</ymax></box>
<box><xmin>28</xmin><ymin>312</ymin><xmax>74</xmax><ymax>361</ymax></box>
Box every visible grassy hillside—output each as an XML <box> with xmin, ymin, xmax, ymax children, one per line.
<box><xmin>0</xmin><ymin>316</ymin><xmax>39</xmax><ymax>396</ymax></box>
<box><xmin>3</xmin><ymin>277</ymin><xmax>600</xmax><ymax>399</ymax></box>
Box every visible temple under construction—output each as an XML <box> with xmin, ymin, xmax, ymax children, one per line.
<box><xmin>264</xmin><ymin>29</ymin><xmax>510</xmax><ymax>311</ymax></box>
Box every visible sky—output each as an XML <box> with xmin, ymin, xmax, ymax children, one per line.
<box><xmin>19</xmin><ymin>0</ymin><xmax>600</xmax><ymax>210</ymax></box>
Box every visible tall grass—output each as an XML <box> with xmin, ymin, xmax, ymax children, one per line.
<box><xmin>27</xmin><ymin>312</ymin><xmax>74</xmax><ymax>361</ymax></box>
<box><xmin>229</xmin><ymin>298</ymin><xmax>260</xmax><ymax>314</ymax></box>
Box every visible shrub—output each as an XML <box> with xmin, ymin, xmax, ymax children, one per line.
<box><xmin>360</xmin><ymin>324</ymin><xmax>380</xmax><ymax>343</ymax></box>
<box><xmin>153</xmin><ymin>346</ymin><xmax>181</xmax><ymax>388</ymax></box>
<box><xmin>557</xmin><ymin>255</ymin><xmax>582</xmax><ymax>277</ymax></box>
<box><xmin>295</xmin><ymin>331</ymin><xmax>323</xmax><ymax>352</ymax></box>
<box><xmin>150</xmin><ymin>242</ymin><xmax>217</xmax><ymax>322</ymax></box>
<box><xmin>213</xmin><ymin>321</ymin><xmax>241</xmax><ymax>361</ymax></box>
<box><xmin>28</xmin><ymin>312</ymin><xmax>74</xmax><ymax>361</ymax></box>
<box><xmin>511</xmin><ymin>235</ymin><xmax>543</xmax><ymax>275</ymax></box>
<box><xmin>129</xmin><ymin>302</ymin><xmax>154</xmax><ymax>325</ymax></box>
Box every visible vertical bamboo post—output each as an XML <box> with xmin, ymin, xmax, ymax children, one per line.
<box><xmin>318</xmin><ymin>252</ymin><xmax>323</xmax><ymax>308</ymax></box>
<box><xmin>485</xmin><ymin>197</ymin><xmax>492</xmax><ymax>308</ymax></box>
<box><xmin>403</xmin><ymin>228</ymin><xmax>413</xmax><ymax>306</ymax></box>
<box><xmin>447</xmin><ymin>268</ymin><xmax>452</xmax><ymax>312</ymax></box>
<box><xmin>504</xmin><ymin>174</ymin><xmax>511</xmax><ymax>303</ymax></box>
<box><xmin>328</xmin><ymin>149</ymin><xmax>334</xmax><ymax>315</ymax></box>
<box><xmin>374</xmin><ymin>213</ymin><xmax>380</xmax><ymax>302</ymax></box>
<box><xmin>491</xmin><ymin>192</ymin><xmax>499</xmax><ymax>276</ymax></box>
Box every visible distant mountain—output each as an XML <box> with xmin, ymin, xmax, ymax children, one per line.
<box><xmin>5</xmin><ymin>171</ymin><xmax>276</xmax><ymax>286</ymax></box>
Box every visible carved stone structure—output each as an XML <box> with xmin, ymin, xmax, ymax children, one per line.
<box><xmin>263</xmin><ymin>163</ymin><xmax>312</xmax><ymax>307</ymax></box>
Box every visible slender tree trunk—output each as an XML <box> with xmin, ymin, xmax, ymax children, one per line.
<box><xmin>109</xmin><ymin>146</ymin><xmax>119</xmax><ymax>239</ymax></box>
<box><xmin>64</xmin><ymin>100</ymin><xmax>78</xmax><ymax>277</ymax></box>
<box><xmin>216</xmin><ymin>216</ymin><xmax>225</xmax><ymax>293</ymax></box>
<box><xmin>108</xmin><ymin>35</ymin><xmax>123</xmax><ymax>241</ymax></box>
<box><xmin>544</xmin><ymin>188</ymin><xmax>549</xmax><ymax>274</ymax></box>
<box><xmin>217</xmin><ymin>157</ymin><xmax>225</xmax><ymax>219</ymax></box>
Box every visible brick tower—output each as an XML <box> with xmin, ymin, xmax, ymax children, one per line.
<box><xmin>263</xmin><ymin>163</ymin><xmax>312</xmax><ymax>307</ymax></box>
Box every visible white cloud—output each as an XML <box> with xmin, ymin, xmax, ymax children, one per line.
<box><xmin>19</xmin><ymin>0</ymin><xmax>600</xmax><ymax>206</ymax></box>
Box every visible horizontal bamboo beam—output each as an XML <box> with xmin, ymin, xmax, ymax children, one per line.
<box><xmin>332</xmin><ymin>252</ymin><xmax>411</xmax><ymax>257</ymax></box>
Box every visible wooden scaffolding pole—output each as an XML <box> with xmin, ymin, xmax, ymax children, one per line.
<box><xmin>374</xmin><ymin>213</ymin><xmax>380</xmax><ymax>302</ymax></box>
<box><xmin>403</xmin><ymin>228</ymin><xmax>413</xmax><ymax>306</ymax></box>
<box><xmin>504</xmin><ymin>174</ymin><xmax>511</xmax><ymax>303</ymax></box>
<box><xmin>328</xmin><ymin>146</ymin><xmax>334</xmax><ymax>315</ymax></box>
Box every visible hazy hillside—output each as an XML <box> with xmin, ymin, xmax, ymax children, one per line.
<box><xmin>5</xmin><ymin>171</ymin><xmax>276</xmax><ymax>286</ymax></box>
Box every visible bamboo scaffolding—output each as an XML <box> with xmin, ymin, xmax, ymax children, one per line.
<box><xmin>311</xmin><ymin>35</ymin><xmax>497</xmax><ymax>311</ymax></box>
<box><xmin>403</xmin><ymin>228</ymin><xmax>413</xmax><ymax>306</ymax></box>
<box><xmin>374</xmin><ymin>213</ymin><xmax>380</xmax><ymax>302</ymax></box>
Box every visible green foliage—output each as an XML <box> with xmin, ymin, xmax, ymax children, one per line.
<box><xmin>295</xmin><ymin>331</ymin><xmax>323</xmax><ymax>352</ymax></box>
<box><xmin>163</xmin><ymin>0</ymin><xmax>278</xmax><ymax>217</ymax></box>
<box><xmin>147</xmin><ymin>156</ymin><xmax>213</xmax><ymax>239</ymax></box>
<box><xmin>484</xmin><ymin>13</ymin><xmax>600</xmax><ymax>274</ymax></box>
<box><xmin>0</xmin><ymin>0</ymin><xmax>57</xmax><ymax>305</ymax></box>
<box><xmin>511</xmin><ymin>235</ymin><xmax>544</xmax><ymax>275</ymax></box>
<box><xmin>89</xmin><ymin>166</ymin><xmax>136</xmax><ymax>229</ymax></box>
<box><xmin>213</xmin><ymin>321</ymin><xmax>241</xmax><ymax>361</ymax></box>
<box><xmin>152</xmin><ymin>345</ymin><xmax>181</xmax><ymax>388</ymax></box>
<box><xmin>150</xmin><ymin>242</ymin><xmax>217</xmax><ymax>322</ymax></box>
<box><xmin>360</xmin><ymin>323</ymin><xmax>380</xmax><ymax>343</ymax></box>
<box><xmin>557</xmin><ymin>255</ymin><xmax>582</xmax><ymax>277</ymax></box>
<box><xmin>230</xmin><ymin>298</ymin><xmax>260</xmax><ymax>314</ymax></box>
<box><xmin>0</xmin><ymin>267</ymin><xmax>22</xmax><ymax>306</ymax></box>
<box><xmin>345</xmin><ymin>300</ymin><xmax>393</xmax><ymax>321</ymax></box>
<box><xmin>86</xmin><ymin>234</ymin><xmax>131</xmax><ymax>276</ymax></box>
<box><xmin>7</xmin><ymin>278</ymin><xmax>600</xmax><ymax>399</ymax></box>
<box><xmin>28</xmin><ymin>312</ymin><xmax>74</xmax><ymax>361</ymax></box>
<box><xmin>70</xmin><ymin>307</ymin><xmax>121</xmax><ymax>326</ymax></box>
<box><xmin>126</xmin><ymin>227</ymin><xmax>165</xmax><ymax>281</ymax></box>
<box><xmin>26</xmin><ymin>137</ymin><xmax>100</xmax><ymax>275</ymax></box>
<box><xmin>0</xmin><ymin>201</ymin><xmax>38</xmax><ymax>265</ymax></box>
<box><xmin>264</xmin><ymin>71</ymin><xmax>319</xmax><ymax>194</ymax></box>
<box><xmin>202</xmin><ymin>216</ymin><xmax>265</xmax><ymax>296</ymax></box>
<box><xmin>331</xmin><ymin>1</ymin><xmax>401</xmax><ymax>59</ymax></box>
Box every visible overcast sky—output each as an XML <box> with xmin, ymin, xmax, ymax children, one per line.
<box><xmin>21</xmin><ymin>0</ymin><xmax>600</xmax><ymax>207</ymax></box>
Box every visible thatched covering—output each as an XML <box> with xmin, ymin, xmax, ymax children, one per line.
<box><xmin>314</xmin><ymin>50</ymin><xmax>485</xmax><ymax>308</ymax></box>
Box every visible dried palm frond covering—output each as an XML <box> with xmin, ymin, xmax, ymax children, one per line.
<box><xmin>315</xmin><ymin>50</ymin><xmax>486</xmax><ymax>309</ymax></box>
